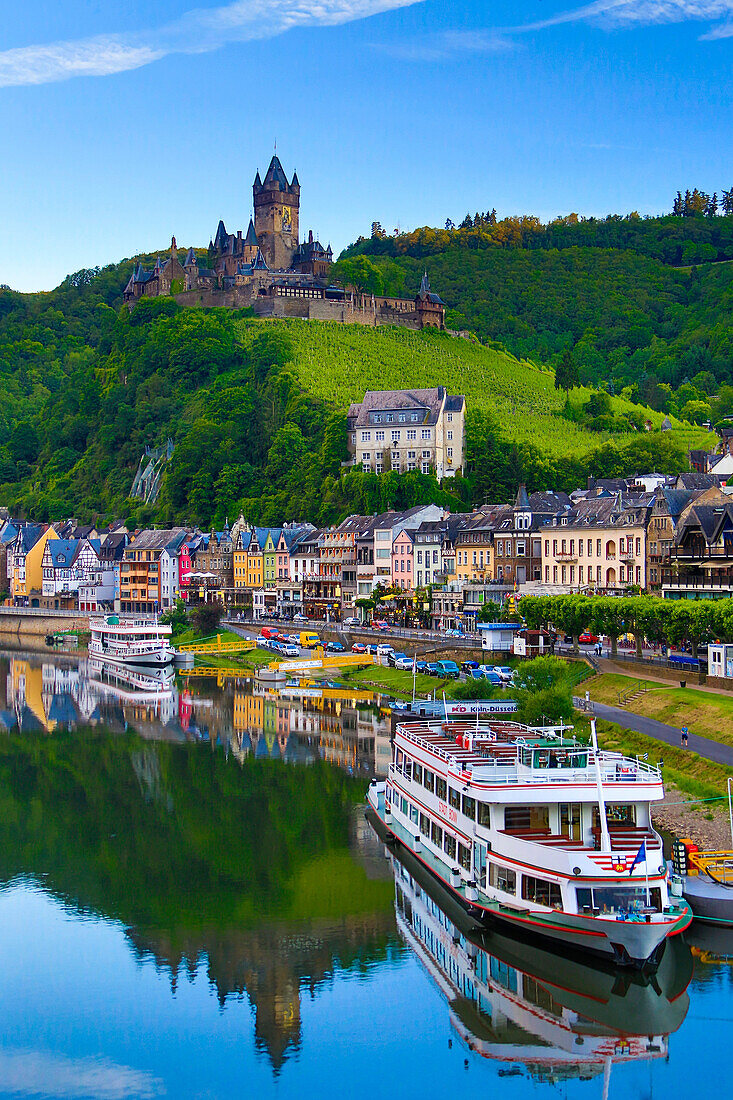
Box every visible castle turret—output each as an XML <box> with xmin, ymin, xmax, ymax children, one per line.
<box><xmin>253</xmin><ymin>155</ymin><xmax>300</xmax><ymax>270</ymax></box>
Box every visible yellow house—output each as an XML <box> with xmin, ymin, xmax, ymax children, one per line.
<box><xmin>11</xmin><ymin>524</ymin><xmax>59</xmax><ymax>603</ymax></box>
<box><xmin>455</xmin><ymin>514</ymin><xmax>496</xmax><ymax>583</ymax></box>
<box><xmin>246</xmin><ymin>530</ymin><xmax>265</xmax><ymax>589</ymax></box>
<box><xmin>233</xmin><ymin>531</ymin><xmax>249</xmax><ymax>589</ymax></box>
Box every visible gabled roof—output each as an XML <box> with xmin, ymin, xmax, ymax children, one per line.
<box><xmin>213</xmin><ymin>219</ymin><xmax>228</xmax><ymax>251</ymax></box>
<box><xmin>251</xmin><ymin>248</ymin><xmax>269</xmax><ymax>271</ymax></box>
<box><xmin>184</xmin><ymin>247</ymin><xmax>196</xmax><ymax>266</ymax></box>
<box><xmin>17</xmin><ymin>524</ymin><xmax>46</xmax><ymax>554</ymax></box>
<box><xmin>45</xmin><ymin>539</ymin><xmax>80</xmax><ymax>568</ymax></box>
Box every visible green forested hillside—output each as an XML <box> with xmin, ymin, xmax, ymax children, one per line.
<box><xmin>340</xmin><ymin>212</ymin><xmax>733</xmax><ymax>401</ymax></box>
<box><xmin>0</xmin><ymin>266</ymin><xmax>712</xmax><ymax>527</ymax></box>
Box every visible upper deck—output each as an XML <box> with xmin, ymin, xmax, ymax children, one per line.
<box><xmin>394</xmin><ymin>719</ymin><xmax>663</xmax><ymax>792</ymax></box>
<box><xmin>90</xmin><ymin>616</ymin><xmax>172</xmax><ymax>637</ymax></box>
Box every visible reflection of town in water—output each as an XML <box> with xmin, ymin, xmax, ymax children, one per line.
<box><xmin>0</xmin><ymin>652</ymin><xmax>391</xmax><ymax>775</ymax></box>
<box><xmin>390</xmin><ymin>851</ymin><xmax>693</xmax><ymax>1088</ymax></box>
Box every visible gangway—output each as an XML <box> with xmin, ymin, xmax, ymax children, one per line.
<box><xmin>178</xmin><ymin>633</ymin><xmax>256</xmax><ymax>655</ymax></box>
<box><xmin>271</xmin><ymin>653</ymin><xmax>376</xmax><ymax>674</ymax></box>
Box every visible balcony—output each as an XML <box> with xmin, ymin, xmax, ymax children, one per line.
<box><xmin>663</xmin><ymin>571</ymin><xmax>733</xmax><ymax>591</ymax></box>
<box><xmin>555</xmin><ymin>552</ymin><xmax>577</xmax><ymax>562</ymax></box>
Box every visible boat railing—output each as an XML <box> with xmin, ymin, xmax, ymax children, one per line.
<box><xmin>690</xmin><ymin>850</ymin><xmax>733</xmax><ymax>884</ymax></box>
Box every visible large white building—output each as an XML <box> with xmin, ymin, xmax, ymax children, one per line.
<box><xmin>347</xmin><ymin>387</ymin><xmax>465</xmax><ymax>479</ymax></box>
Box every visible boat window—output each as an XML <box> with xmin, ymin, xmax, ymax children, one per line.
<box><xmin>403</xmin><ymin>758</ymin><xmax>412</xmax><ymax>780</ymax></box>
<box><xmin>489</xmin><ymin>862</ymin><xmax>516</xmax><ymax>895</ymax></box>
<box><xmin>419</xmin><ymin>813</ymin><xmax>430</xmax><ymax>835</ymax></box>
<box><xmin>444</xmin><ymin>834</ymin><xmax>456</xmax><ymax>860</ymax></box>
<box><xmin>477</xmin><ymin>802</ymin><xmax>491</xmax><ymax>828</ymax></box>
<box><xmin>396</xmin><ymin>749</ymin><xmax>404</xmax><ymax>768</ymax></box>
<box><xmin>458</xmin><ymin>843</ymin><xmax>471</xmax><ymax>872</ymax></box>
<box><xmin>521</xmin><ymin>874</ymin><xmax>563</xmax><ymax>910</ymax></box>
<box><xmin>423</xmin><ymin>769</ymin><xmax>435</xmax><ymax>793</ymax></box>
<box><xmin>583</xmin><ymin>885</ymin><xmax>662</xmax><ymax>915</ymax></box>
<box><xmin>400</xmin><ymin>796</ymin><xmax>408</xmax><ymax>815</ymax></box>
<box><xmin>435</xmin><ymin>777</ymin><xmax>447</xmax><ymax>801</ymax></box>
<box><xmin>473</xmin><ymin>842</ymin><xmax>487</xmax><ymax>888</ymax></box>
<box><xmin>520</xmin><ymin>747</ymin><xmax>533</xmax><ymax>767</ymax></box>
<box><xmin>462</xmin><ymin>794</ymin><xmax>476</xmax><ymax>820</ymax></box>
<box><xmin>431</xmin><ymin>821</ymin><xmax>443</xmax><ymax>847</ymax></box>
<box><xmin>449</xmin><ymin>787</ymin><xmax>461</xmax><ymax>811</ymax></box>
<box><xmin>413</xmin><ymin>762</ymin><xmax>423</xmax><ymax>784</ymax></box>
<box><xmin>409</xmin><ymin>804</ymin><xmax>419</xmax><ymax>825</ymax></box>
<box><xmin>593</xmin><ymin>804</ymin><xmax>637</xmax><ymax>827</ymax></box>
<box><xmin>489</xmin><ymin>957</ymin><xmax>518</xmax><ymax>991</ymax></box>
<box><xmin>522</xmin><ymin>976</ymin><xmax>563</xmax><ymax>1018</ymax></box>
<box><xmin>505</xmin><ymin>806</ymin><xmax>550</xmax><ymax>832</ymax></box>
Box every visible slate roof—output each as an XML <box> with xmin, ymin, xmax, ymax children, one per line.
<box><xmin>244</xmin><ymin>219</ymin><xmax>258</xmax><ymax>246</ymax></box>
<box><xmin>45</xmin><ymin>539</ymin><xmax>81</xmax><ymax>568</ymax></box>
<box><xmin>675</xmin><ymin>503</ymin><xmax>733</xmax><ymax>544</ymax></box>
<box><xmin>127</xmin><ymin>528</ymin><xmax>188</xmax><ymax>553</ymax></box>
<box><xmin>349</xmin><ymin>387</ymin><xmax>463</xmax><ymax>428</ymax></box>
<box><xmin>676</xmin><ymin>472</ymin><xmax>721</xmax><ymax>490</ymax></box>
<box><xmin>261</xmin><ymin>155</ymin><xmax>292</xmax><ymax>192</ymax></box>
<box><xmin>18</xmin><ymin>524</ymin><xmax>46</xmax><ymax>554</ymax></box>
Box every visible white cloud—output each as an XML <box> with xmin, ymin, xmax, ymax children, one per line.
<box><xmin>514</xmin><ymin>0</ymin><xmax>733</xmax><ymax>34</ymax></box>
<box><xmin>377</xmin><ymin>28</ymin><xmax>514</xmax><ymax>60</ymax></box>
<box><xmin>0</xmin><ymin>1048</ymin><xmax>165</xmax><ymax>1099</ymax></box>
<box><xmin>0</xmin><ymin>0</ymin><xmax>423</xmax><ymax>89</ymax></box>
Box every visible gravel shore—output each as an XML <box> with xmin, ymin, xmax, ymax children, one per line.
<box><xmin>653</xmin><ymin>788</ymin><xmax>732</xmax><ymax>849</ymax></box>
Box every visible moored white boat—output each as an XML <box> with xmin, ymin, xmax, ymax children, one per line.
<box><xmin>367</xmin><ymin>716</ymin><xmax>691</xmax><ymax>967</ymax></box>
<box><xmin>89</xmin><ymin>615</ymin><xmax>175</xmax><ymax>669</ymax></box>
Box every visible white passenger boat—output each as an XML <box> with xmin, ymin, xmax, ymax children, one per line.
<box><xmin>367</xmin><ymin>716</ymin><xmax>691</xmax><ymax>967</ymax></box>
<box><xmin>88</xmin><ymin>615</ymin><xmax>175</xmax><ymax>669</ymax></box>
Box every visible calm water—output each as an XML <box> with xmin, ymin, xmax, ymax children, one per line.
<box><xmin>0</xmin><ymin>651</ymin><xmax>732</xmax><ymax>1100</ymax></box>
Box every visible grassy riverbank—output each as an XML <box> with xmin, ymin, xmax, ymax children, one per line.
<box><xmin>586</xmin><ymin>671</ymin><xmax>733</xmax><ymax>747</ymax></box>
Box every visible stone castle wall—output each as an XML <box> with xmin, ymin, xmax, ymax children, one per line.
<box><xmin>172</xmin><ymin>288</ymin><xmax>425</xmax><ymax>329</ymax></box>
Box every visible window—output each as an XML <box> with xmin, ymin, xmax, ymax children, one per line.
<box><xmin>447</xmin><ymin>430</ymin><xmax>453</xmax><ymax>440</ymax></box>
<box><xmin>391</xmin><ymin>430</ymin><xmax>400</xmax><ymax>442</ymax></box>
<box><xmin>447</xmin><ymin>448</ymin><xmax>453</xmax><ymax>458</ymax></box>
<box><xmin>422</xmin><ymin>449</ymin><xmax>431</xmax><ymax>459</ymax></box>
<box><xmin>375</xmin><ymin>430</ymin><xmax>385</xmax><ymax>442</ymax></box>
<box><xmin>489</xmin><ymin>862</ymin><xmax>516</xmax><ymax>894</ymax></box>
<box><xmin>522</xmin><ymin>875</ymin><xmax>563</xmax><ymax>910</ymax></box>
<box><xmin>444</xmin><ymin>833</ymin><xmax>457</xmax><ymax>860</ymax></box>
<box><xmin>477</xmin><ymin>802</ymin><xmax>491</xmax><ymax>828</ymax></box>
<box><xmin>398</xmin><ymin>413</ymin><xmax>405</xmax><ymax>422</ymax></box>
<box><xmin>361</xmin><ymin>453</ymin><xmax>371</xmax><ymax>462</ymax></box>
<box><xmin>496</xmin><ymin>540</ymin><xmax>503</xmax><ymax>556</ymax></box>
<box><xmin>449</xmin><ymin>787</ymin><xmax>461</xmax><ymax>811</ymax></box>
<box><xmin>411</xmin><ymin>413</ymin><xmax>419</xmax><ymax>422</ymax></box>
<box><xmin>597</xmin><ymin>539</ymin><xmax>602</xmax><ymax>557</ymax></box>
<box><xmin>360</xmin><ymin>431</ymin><xmax>371</xmax><ymax>442</ymax></box>
<box><xmin>421</xmin><ymin>429</ymin><xmax>431</xmax><ymax>440</ymax></box>
<box><xmin>430</xmin><ymin>821</ymin><xmax>443</xmax><ymax>847</ymax></box>
<box><xmin>447</xmin><ymin>412</ymin><xmax>453</xmax><ymax>422</ymax></box>
<box><xmin>462</xmin><ymin>794</ymin><xmax>476</xmax><ymax>819</ymax></box>
<box><xmin>421</xmin><ymin>461</ymin><xmax>431</xmax><ymax>475</ymax></box>
<box><xmin>419</xmin><ymin>812</ymin><xmax>430</xmax><ymax>835</ymax></box>
<box><xmin>407</xmin><ymin>429</ymin><xmax>416</xmax><ymax>441</ymax></box>
<box><xmin>458</xmin><ymin>843</ymin><xmax>471</xmax><ymax>872</ymax></box>
<box><xmin>517</xmin><ymin>542</ymin><xmax>525</xmax><ymax>557</ymax></box>
<box><xmin>423</xmin><ymin>768</ymin><xmax>435</xmax><ymax>793</ymax></box>
<box><xmin>416</xmin><ymin>551</ymin><xmax>423</xmax><ymax>564</ymax></box>
<box><xmin>407</xmin><ymin>450</ymin><xmax>416</xmax><ymax>460</ymax></box>
<box><xmin>433</xmin><ymin>550</ymin><xmax>438</xmax><ymax>564</ymax></box>
<box><xmin>435</xmin><ymin>776</ymin><xmax>447</xmax><ymax>800</ymax></box>
<box><xmin>505</xmin><ymin>805</ymin><xmax>550</xmax><ymax>831</ymax></box>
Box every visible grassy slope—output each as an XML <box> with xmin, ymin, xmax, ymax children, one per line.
<box><xmin>234</xmin><ymin>319</ymin><xmax>712</xmax><ymax>458</ymax></box>
<box><xmin>587</xmin><ymin>672</ymin><xmax>733</xmax><ymax>747</ymax></box>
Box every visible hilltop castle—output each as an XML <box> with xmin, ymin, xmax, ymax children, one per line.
<box><xmin>124</xmin><ymin>156</ymin><xmax>445</xmax><ymax>330</ymax></box>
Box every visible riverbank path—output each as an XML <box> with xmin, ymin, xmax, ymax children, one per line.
<box><xmin>588</xmin><ymin>699</ymin><xmax>733</xmax><ymax>768</ymax></box>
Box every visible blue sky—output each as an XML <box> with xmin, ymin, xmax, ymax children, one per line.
<box><xmin>1</xmin><ymin>0</ymin><xmax>731</xmax><ymax>292</ymax></box>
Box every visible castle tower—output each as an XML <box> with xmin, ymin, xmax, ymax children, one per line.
<box><xmin>253</xmin><ymin>156</ymin><xmax>300</xmax><ymax>270</ymax></box>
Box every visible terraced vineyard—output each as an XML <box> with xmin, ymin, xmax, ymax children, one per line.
<box><xmin>234</xmin><ymin>319</ymin><xmax>712</xmax><ymax>457</ymax></box>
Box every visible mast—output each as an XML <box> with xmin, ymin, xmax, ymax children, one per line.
<box><xmin>591</xmin><ymin>718</ymin><xmax>612</xmax><ymax>853</ymax></box>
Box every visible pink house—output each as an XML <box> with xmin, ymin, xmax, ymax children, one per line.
<box><xmin>391</xmin><ymin>529</ymin><xmax>414</xmax><ymax>591</ymax></box>
<box><xmin>179</xmin><ymin>541</ymin><xmax>192</xmax><ymax>600</ymax></box>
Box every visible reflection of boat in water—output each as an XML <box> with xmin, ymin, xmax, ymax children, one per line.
<box><xmin>388</xmin><ymin>838</ymin><xmax>692</xmax><ymax>1084</ymax></box>
<box><xmin>86</xmin><ymin>657</ymin><xmax>175</xmax><ymax>703</ymax></box>
<box><xmin>685</xmin><ymin>920</ymin><xmax>733</xmax><ymax>963</ymax></box>
<box><xmin>89</xmin><ymin>616</ymin><xmax>175</xmax><ymax>669</ymax></box>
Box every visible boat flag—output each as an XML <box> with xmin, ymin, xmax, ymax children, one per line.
<box><xmin>629</xmin><ymin>839</ymin><xmax>646</xmax><ymax>875</ymax></box>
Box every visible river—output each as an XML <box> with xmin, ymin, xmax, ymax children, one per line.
<box><xmin>0</xmin><ymin>650</ymin><xmax>731</xmax><ymax>1099</ymax></box>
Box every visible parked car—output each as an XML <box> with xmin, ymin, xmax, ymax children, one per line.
<box><xmin>427</xmin><ymin>663</ymin><xmax>442</xmax><ymax>676</ymax></box>
<box><xmin>435</xmin><ymin>660</ymin><xmax>460</xmax><ymax>679</ymax></box>
<box><xmin>260</xmin><ymin>627</ymin><xmax>277</xmax><ymax>639</ymax></box>
<box><xmin>461</xmin><ymin>661</ymin><xmax>479</xmax><ymax>673</ymax></box>
<box><xmin>493</xmin><ymin>666</ymin><xmax>513</xmax><ymax>682</ymax></box>
<box><xmin>342</xmin><ymin>616</ymin><xmax>360</xmax><ymax>627</ymax></box>
<box><xmin>395</xmin><ymin>657</ymin><xmax>414</xmax><ymax>670</ymax></box>
<box><xmin>579</xmin><ymin>632</ymin><xmax>599</xmax><ymax>644</ymax></box>
<box><xmin>483</xmin><ymin>671</ymin><xmax>505</xmax><ymax>686</ymax></box>
<box><xmin>365</xmin><ymin>644</ymin><xmax>378</xmax><ymax>655</ymax></box>
<box><xmin>282</xmin><ymin>644</ymin><xmax>300</xmax><ymax>657</ymax></box>
<box><xmin>372</xmin><ymin>620</ymin><xmax>390</xmax><ymax>631</ymax></box>
<box><xmin>293</xmin><ymin>613</ymin><xmax>307</xmax><ymax>622</ymax></box>
<box><xmin>387</xmin><ymin>651</ymin><xmax>407</xmax><ymax>666</ymax></box>
<box><xmin>469</xmin><ymin>668</ymin><xmax>486</xmax><ymax>680</ymax></box>
<box><xmin>377</xmin><ymin>643</ymin><xmax>395</xmax><ymax>656</ymax></box>
<box><xmin>286</xmin><ymin>634</ymin><xmax>300</xmax><ymax>644</ymax></box>
<box><xmin>351</xmin><ymin>642</ymin><xmax>366</xmax><ymax>653</ymax></box>
<box><xmin>416</xmin><ymin>661</ymin><xmax>429</xmax><ymax>673</ymax></box>
<box><xmin>326</xmin><ymin>640</ymin><xmax>345</xmax><ymax>652</ymax></box>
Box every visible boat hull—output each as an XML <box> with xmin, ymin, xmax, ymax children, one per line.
<box><xmin>679</xmin><ymin>872</ymin><xmax>733</xmax><ymax>925</ymax></box>
<box><xmin>90</xmin><ymin>648</ymin><xmax>175</xmax><ymax>670</ymax></box>
<box><xmin>368</xmin><ymin>791</ymin><xmax>691</xmax><ymax>968</ymax></box>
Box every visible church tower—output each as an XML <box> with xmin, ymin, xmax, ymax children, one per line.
<box><xmin>253</xmin><ymin>156</ymin><xmax>300</xmax><ymax>270</ymax></box>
